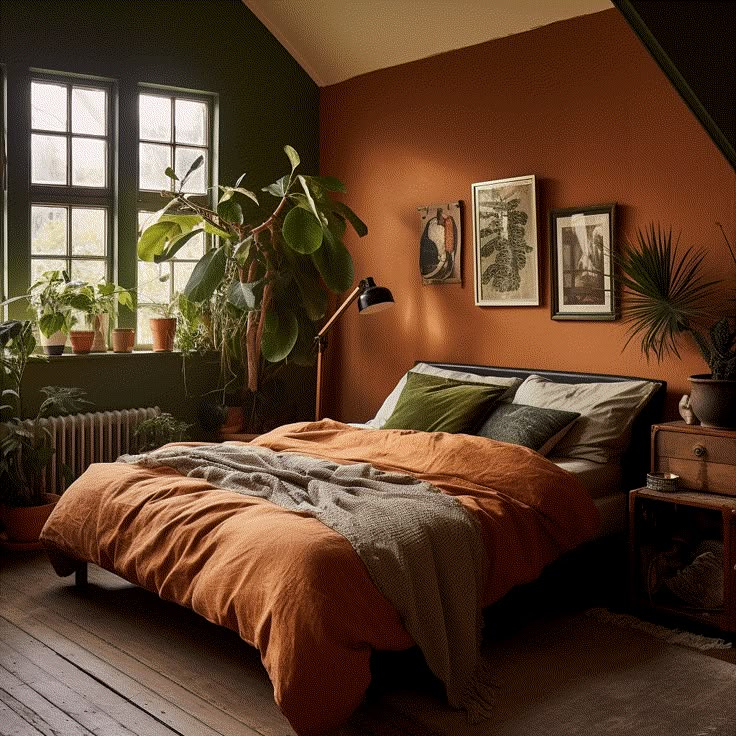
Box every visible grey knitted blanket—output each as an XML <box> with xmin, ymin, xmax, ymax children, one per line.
<box><xmin>118</xmin><ymin>442</ymin><xmax>492</xmax><ymax>718</ymax></box>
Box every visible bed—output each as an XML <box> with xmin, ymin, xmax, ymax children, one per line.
<box><xmin>40</xmin><ymin>363</ymin><xmax>665</xmax><ymax>736</ymax></box>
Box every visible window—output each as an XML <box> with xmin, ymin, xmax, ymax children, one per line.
<box><xmin>30</xmin><ymin>77</ymin><xmax>113</xmax><ymax>283</ymax></box>
<box><xmin>136</xmin><ymin>90</ymin><xmax>212</xmax><ymax>344</ymax></box>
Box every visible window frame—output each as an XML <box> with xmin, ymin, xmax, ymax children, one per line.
<box><xmin>29</xmin><ymin>71</ymin><xmax>116</xmax><ymax>284</ymax></box>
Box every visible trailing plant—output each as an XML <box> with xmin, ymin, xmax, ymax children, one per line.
<box><xmin>618</xmin><ymin>222</ymin><xmax>736</xmax><ymax>379</ymax></box>
<box><xmin>0</xmin><ymin>385</ymin><xmax>93</xmax><ymax>507</ymax></box>
<box><xmin>134</xmin><ymin>412</ymin><xmax>192</xmax><ymax>452</ymax></box>
<box><xmin>137</xmin><ymin>145</ymin><xmax>366</xmax><ymax>394</ymax></box>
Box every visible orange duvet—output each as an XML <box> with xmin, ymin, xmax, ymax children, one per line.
<box><xmin>40</xmin><ymin>420</ymin><xmax>599</xmax><ymax>735</ymax></box>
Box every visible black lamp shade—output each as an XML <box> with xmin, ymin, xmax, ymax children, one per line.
<box><xmin>357</xmin><ymin>277</ymin><xmax>394</xmax><ymax>313</ymax></box>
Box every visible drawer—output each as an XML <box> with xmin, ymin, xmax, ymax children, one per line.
<box><xmin>653</xmin><ymin>426</ymin><xmax>736</xmax><ymax>495</ymax></box>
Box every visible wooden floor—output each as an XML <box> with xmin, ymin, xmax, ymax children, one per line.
<box><xmin>0</xmin><ymin>551</ymin><xmax>302</xmax><ymax>736</ymax></box>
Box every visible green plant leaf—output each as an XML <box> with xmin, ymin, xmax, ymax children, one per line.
<box><xmin>179</xmin><ymin>154</ymin><xmax>204</xmax><ymax>189</ymax></box>
<box><xmin>38</xmin><ymin>312</ymin><xmax>66</xmax><ymax>338</ymax></box>
<box><xmin>304</xmin><ymin>175</ymin><xmax>346</xmax><ymax>193</ymax></box>
<box><xmin>219</xmin><ymin>185</ymin><xmax>259</xmax><ymax>206</ymax></box>
<box><xmin>288</xmin><ymin>309</ymin><xmax>318</xmax><ymax>367</ymax></box>
<box><xmin>281</xmin><ymin>246</ymin><xmax>328</xmax><ymax>321</ymax></box>
<box><xmin>261</xmin><ymin>307</ymin><xmax>298</xmax><ymax>363</ymax></box>
<box><xmin>165</xmin><ymin>167</ymin><xmax>179</xmax><ymax>181</ymax></box>
<box><xmin>217</xmin><ymin>198</ymin><xmax>244</xmax><ymax>226</ymax></box>
<box><xmin>331</xmin><ymin>201</ymin><xmax>368</xmax><ymax>237</ymax></box>
<box><xmin>183</xmin><ymin>247</ymin><xmax>227</xmax><ymax>303</ymax></box>
<box><xmin>262</xmin><ymin>175</ymin><xmax>290</xmax><ymax>199</ymax></box>
<box><xmin>282</xmin><ymin>207</ymin><xmax>323</xmax><ymax>254</ymax></box>
<box><xmin>203</xmin><ymin>221</ymin><xmax>234</xmax><ymax>240</ymax></box>
<box><xmin>154</xmin><ymin>229</ymin><xmax>204</xmax><ymax>263</ymax></box>
<box><xmin>234</xmin><ymin>236</ymin><xmax>254</xmax><ymax>267</ymax></box>
<box><xmin>297</xmin><ymin>174</ymin><xmax>322</xmax><ymax>222</ymax></box>
<box><xmin>138</xmin><ymin>221</ymin><xmax>180</xmax><ymax>261</ymax></box>
<box><xmin>312</xmin><ymin>232</ymin><xmax>354</xmax><ymax>293</ymax></box>
<box><xmin>284</xmin><ymin>145</ymin><xmax>300</xmax><ymax>172</ymax></box>
<box><xmin>227</xmin><ymin>279</ymin><xmax>261</xmax><ymax>311</ymax></box>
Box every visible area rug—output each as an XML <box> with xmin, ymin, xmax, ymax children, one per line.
<box><xmin>349</xmin><ymin>611</ymin><xmax>736</xmax><ymax>736</ymax></box>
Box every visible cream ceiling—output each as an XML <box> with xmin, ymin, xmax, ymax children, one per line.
<box><xmin>243</xmin><ymin>0</ymin><xmax>613</xmax><ymax>87</ymax></box>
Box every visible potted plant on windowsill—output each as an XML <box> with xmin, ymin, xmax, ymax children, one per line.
<box><xmin>0</xmin><ymin>320</ymin><xmax>93</xmax><ymax>546</ymax></box>
<box><xmin>149</xmin><ymin>295</ymin><xmax>179</xmax><ymax>352</ymax></box>
<box><xmin>618</xmin><ymin>223</ymin><xmax>736</xmax><ymax>428</ymax></box>
<box><xmin>27</xmin><ymin>270</ymin><xmax>75</xmax><ymax>355</ymax></box>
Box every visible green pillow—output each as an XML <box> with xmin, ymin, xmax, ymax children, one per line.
<box><xmin>382</xmin><ymin>373</ymin><xmax>507</xmax><ymax>433</ymax></box>
<box><xmin>475</xmin><ymin>403</ymin><xmax>580</xmax><ymax>455</ymax></box>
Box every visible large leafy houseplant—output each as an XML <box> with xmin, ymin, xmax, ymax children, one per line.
<box><xmin>618</xmin><ymin>223</ymin><xmax>734</xmax><ymax>377</ymax></box>
<box><xmin>137</xmin><ymin>146</ymin><xmax>366</xmax><ymax>394</ymax></box>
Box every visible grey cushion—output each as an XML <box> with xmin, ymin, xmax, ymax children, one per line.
<box><xmin>476</xmin><ymin>403</ymin><xmax>580</xmax><ymax>455</ymax></box>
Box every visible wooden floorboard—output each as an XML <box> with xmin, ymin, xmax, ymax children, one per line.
<box><xmin>0</xmin><ymin>551</ymin><xmax>294</xmax><ymax>736</ymax></box>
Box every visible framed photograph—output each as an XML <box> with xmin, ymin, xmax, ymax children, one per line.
<box><xmin>418</xmin><ymin>201</ymin><xmax>462</xmax><ymax>285</ymax></box>
<box><xmin>472</xmin><ymin>175</ymin><xmax>538</xmax><ymax>306</ymax></box>
<box><xmin>550</xmin><ymin>203</ymin><xmax>617</xmax><ymax>321</ymax></box>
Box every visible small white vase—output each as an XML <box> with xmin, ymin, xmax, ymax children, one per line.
<box><xmin>40</xmin><ymin>329</ymin><xmax>67</xmax><ymax>356</ymax></box>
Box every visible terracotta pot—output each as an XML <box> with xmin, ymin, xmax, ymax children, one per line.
<box><xmin>40</xmin><ymin>329</ymin><xmax>67</xmax><ymax>356</ymax></box>
<box><xmin>91</xmin><ymin>313</ymin><xmax>109</xmax><ymax>352</ymax></box>
<box><xmin>69</xmin><ymin>330</ymin><xmax>95</xmax><ymax>354</ymax></box>
<box><xmin>0</xmin><ymin>493</ymin><xmax>60</xmax><ymax>543</ymax></box>
<box><xmin>688</xmin><ymin>374</ymin><xmax>736</xmax><ymax>429</ymax></box>
<box><xmin>112</xmin><ymin>328</ymin><xmax>136</xmax><ymax>353</ymax></box>
<box><xmin>150</xmin><ymin>317</ymin><xmax>177</xmax><ymax>352</ymax></box>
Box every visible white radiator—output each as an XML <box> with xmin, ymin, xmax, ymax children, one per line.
<box><xmin>23</xmin><ymin>407</ymin><xmax>161</xmax><ymax>495</ymax></box>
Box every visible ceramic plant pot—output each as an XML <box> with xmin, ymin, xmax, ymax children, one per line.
<box><xmin>150</xmin><ymin>317</ymin><xmax>177</xmax><ymax>352</ymax></box>
<box><xmin>112</xmin><ymin>328</ymin><xmax>136</xmax><ymax>353</ymax></box>
<box><xmin>40</xmin><ymin>329</ymin><xmax>67</xmax><ymax>356</ymax></box>
<box><xmin>0</xmin><ymin>493</ymin><xmax>60</xmax><ymax>543</ymax></box>
<box><xmin>688</xmin><ymin>374</ymin><xmax>736</xmax><ymax>429</ymax></box>
<box><xmin>91</xmin><ymin>313</ymin><xmax>109</xmax><ymax>352</ymax></box>
<box><xmin>69</xmin><ymin>330</ymin><xmax>95</xmax><ymax>354</ymax></box>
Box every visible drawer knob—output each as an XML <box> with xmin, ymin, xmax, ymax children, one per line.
<box><xmin>692</xmin><ymin>444</ymin><xmax>707</xmax><ymax>458</ymax></box>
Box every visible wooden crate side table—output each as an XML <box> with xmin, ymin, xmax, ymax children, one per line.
<box><xmin>629</xmin><ymin>486</ymin><xmax>736</xmax><ymax>631</ymax></box>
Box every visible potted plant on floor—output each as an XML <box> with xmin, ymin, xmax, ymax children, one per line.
<box><xmin>0</xmin><ymin>320</ymin><xmax>93</xmax><ymax>545</ymax></box>
<box><xmin>133</xmin><ymin>412</ymin><xmax>192</xmax><ymax>452</ymax></box>
<box><xmin>137</xmin><ymin>146</ymin><xmax>367</xmax><ymax>405</ymax></box>
<box><xmin>618</xmin><ymin>222</ymin><xmax>736</xmax><ymax>427</ymax></box>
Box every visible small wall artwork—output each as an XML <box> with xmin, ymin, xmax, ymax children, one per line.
<box><xmin>418</xmin><ymin>201</ymin><xmax>462</xmax><ymax>285</ymax></box>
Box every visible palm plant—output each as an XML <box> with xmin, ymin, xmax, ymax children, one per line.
<box><xmin>618</xmin><ymin>223</ymin><xmax>736</xmax><ymax>379</ymax></box>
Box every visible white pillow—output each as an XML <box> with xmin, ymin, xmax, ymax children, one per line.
<box><xmin>512</xmin><ymin>374</ymin><xmax>659</xmax><ymax>464</ymax></box>
<box><xmin>366</xmin><ymin>364</ymin><xmax>522</xmax><ymax>429</ymax></box>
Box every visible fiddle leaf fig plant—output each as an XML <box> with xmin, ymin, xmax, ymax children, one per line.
<box><xmin>137</xmin><ymin>146</ymin><xmax>367</xmax><ymax>393</ymax></box>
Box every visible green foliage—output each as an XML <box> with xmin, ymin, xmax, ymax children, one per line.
<box><xmin>134</xmin><ymin>412</ymin><xmax>192</xmax><ymax>452</ymax></box>
<box><xmin>136</xmin><ymin>145</ymin><xmax>368</xmax><ymax>393</ymax></box>
<box><xmin>28</xmin><ymin>270</ymin><xmax>76</xmax><ymax>337</ymax></box>
<box><xmin>0</xmin><ymin>321</ymin><xmax>37</xmax><ymax>421</ymax></box>
<box><xmin>0</xmin><ymin>384</ymin><xmax>92</xmax><ymax>507</ymax></box>
<box><xmin>619</xmin><ymin>223</ymin><xmax>736</xmax><ymax>379</ymax></box>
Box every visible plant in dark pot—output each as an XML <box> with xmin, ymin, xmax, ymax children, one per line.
<box><xmin>618</xmin><ymin>223</ymin><xmax>736</xmax><ymax>428</ymax></box>
<box><xmin>27</xmin><ymin>270</ymin><xmax>76</xmax><ymax>355</ymax></box>
<box><xmin>1</xmin><ymin>322</ymin><xmax>93</xmax><ymax>544</ymax></box>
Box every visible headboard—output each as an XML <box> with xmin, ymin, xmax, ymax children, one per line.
<box><xmin>422</xmin><ymin>362</ymin><xmax>667</xmax><ymax>489</ymax></box>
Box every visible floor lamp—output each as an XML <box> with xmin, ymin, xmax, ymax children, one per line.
<box><xmin>315</xmin><ymin>277</ymin><xmax>394</xmax><ymax>421</ymax></box>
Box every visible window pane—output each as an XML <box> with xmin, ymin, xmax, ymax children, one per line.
<box><xmin>136</xmin><ymin>306</ymin><xmax>156</xmax><ymax>346</ymax></box>
<box><xmin>173</xmin><ymin>261</ymin><xmax>195</xmax><ymax>294</ymax></box>
<box><xmin>139</xmin><ymin>142</ymin><xmax>171</xmax><ymax>191</ymax></box>
<box><xmin>138</xmin><ymin>261</ymin><xmax>170</xmax><ymax>304</ymax></box>
<box><xmin>175</xmin><ymin>147</ymin><xmax>207</xmax><ymax>194</ymax></box>
<box><xmin>31</xmin><ymin>206</ymin><xmax>67</xmax><ymax>255</ymax></box>
<box><xmin>70</xmin><ymin>259</ymin><xmax>107</xmax><ymax>284</ymax></box>
<box><xmin>139</xmin><ymin>94</ymin><xmax>171</xmax><ymax>142</ymax></box>
<box><xmin>72</xmin><ymin>137</ymin><xmax>106</xmax><ymax>187</ymax></box>
<box><xmin>71</xmin><ymin>208</ymin><xmax>106</xmax><ymax>256</ymax></box>
<box><xmin>31</xmin><ymin>82</ymin><xmax>67</xmax><ymax>131</ymax></box>
<box><xmin>175</xmin><ymin>99</ymin><xmax>207</xmax><ymax>145</ymax></box>
<box><xmin>72</xmin><ymin>87</ymin><xmax>106</xmax><ymax>135</ymax></box>
<box><xmin>31</xmin><ymin>258</ymin><xmax>67</xmax><ymax>285</ymax></box>
<box><xmin>173</xmin><ymin>230</ymin><xmax>205</xmax><ymax>261</ymax></box>
<box><xmin>32</xmin><ymin>134</ymin><xmax>67</xmax><ymax>185</ymax></box>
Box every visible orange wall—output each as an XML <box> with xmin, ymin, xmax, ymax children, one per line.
<box><xmin>319</xmin><ymin>9</ymin><xmax>736</xmax><ymax>423</ymax></box>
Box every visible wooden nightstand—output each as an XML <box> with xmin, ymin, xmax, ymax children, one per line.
<box><xmin>629</xmin><ymin>422</ymin><xmax>736</xmax><ymax>632</ymax></box>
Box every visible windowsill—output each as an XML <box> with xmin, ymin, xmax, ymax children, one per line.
<box><xmin>33</xmin><ymin>350</ymin><xmax>218</xmax><ymax>360</ymax></box>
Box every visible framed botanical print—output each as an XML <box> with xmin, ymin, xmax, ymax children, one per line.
<box><xmin>472</xmin><ymin>175</ymin><xmax>538</xmax><ymax>306</ymax></box>
<box><xmin>550</xmin><ymin>203</ymin><xmax>617</xmax><ymax>321</ymax></box>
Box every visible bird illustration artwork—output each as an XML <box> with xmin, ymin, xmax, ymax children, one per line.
<box><xmin>420</xmin><ymin>205</ymin><xmax>459</xmax><ymax>283</ymax></box>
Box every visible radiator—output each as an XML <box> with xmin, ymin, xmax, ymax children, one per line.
<box><xmin>22</xmin><ymin>407</ymin><xmax>161</xmax><ymax>495</ymax></box>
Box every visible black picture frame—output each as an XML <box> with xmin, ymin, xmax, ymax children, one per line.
<box><xmin>550</xmin><ymin>203</ymin><xmax>617</xmax><ymax>321</ymax></box>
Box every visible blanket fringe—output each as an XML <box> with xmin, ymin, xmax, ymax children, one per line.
<box><xmin>460</xmin><ymin>656</ymin><xmax>497</xmax><ymax>723</ymax></box>
<box><xmin>586</xmin><ymin>608</ymin><xmax>732</xmax><ymax>651</ymax></box>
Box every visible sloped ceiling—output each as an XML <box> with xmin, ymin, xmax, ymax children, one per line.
<box><xmin>243</xmin><ymin>0</ymin><xmax>613</xmax><ymax>86</ymax></box>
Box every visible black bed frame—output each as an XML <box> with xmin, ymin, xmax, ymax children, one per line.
<box><xmin>423</xmin><ymin>362</ymin><xmax>667</xmax><ymax>491</ymax></box>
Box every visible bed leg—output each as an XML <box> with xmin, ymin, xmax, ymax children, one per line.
<box><xmin>74</xmin><ymin>563</ymin><xmax>88</xmax><ymax>587</ymax></box>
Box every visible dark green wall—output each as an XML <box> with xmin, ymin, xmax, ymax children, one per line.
<box><xmin>1</xmin><ymin>0</ymin><xmax>319</xmax><ymax>431</ymax></box>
